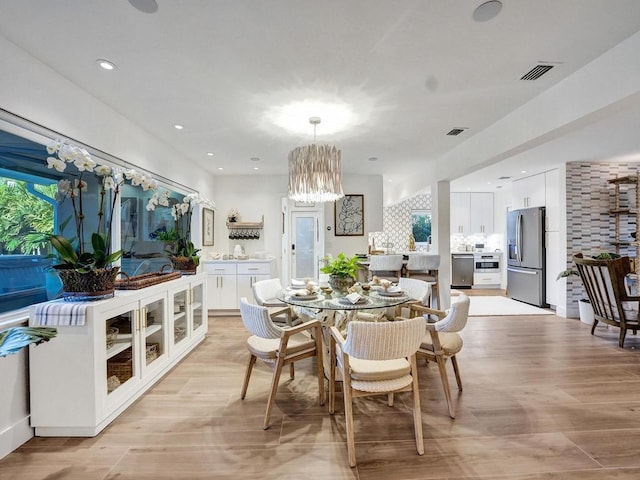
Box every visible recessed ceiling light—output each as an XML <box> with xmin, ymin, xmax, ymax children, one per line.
<box><xmin>368</xmin><ymin>157</ymin><xmax>378</xmax><ymax>162</ymax></box>
<box><xmin>128</xmin><ymin>0</ymin><xmax>158</xmax><ymax>14</ymax></box>
<box><xmin>521</xmin><ymin>170</ymin><xmax>527</xmax><ymax>174</ymax></box>
<box><xmin>174</xmin><ymin>124</ymin><xmax>184</xmax><ymax>130</ymax></box>
<box><xmin>253</xmin><ymin>167</ymin><xmax>259</xmax><ymax>170</ymax></box>
<box><xmin>487</xmin><ymin>182</ymin><xmax>492</xmax><ymax>185</ymax></box>
<box><xmin>250</xmin><ymin>157</ymin><xmax>260</xmax><ymax>162</ymax></box>
<box><xmin>388</xmin><ymin>179</ymin><xmax>393</xmax><ymax>183</ymax></box>
<box><xmin>473</xmin><ymin>1</ymin><xmax>502</xmax><ymax>22</ymax></box>
<box><xmin>217</xmin><ymin>167</ymin><xmax>223</xmax><ymax>171</ymax></box>
<box><xmin>207</xmin><ymin>152</ymin><xmax>214</xmax><ymax>157</ymax></box>
<box><xmin>96</xmin><ymin>59</ymin><xmax>116</xmax><ymax>70</ymax></box>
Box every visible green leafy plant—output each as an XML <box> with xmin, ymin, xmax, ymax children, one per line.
<box><xmin>0</xmin><ymin>327</ymin><xmax>57</xmax><ymax>357</ymax></box>
<box><xmin>556</xmin><ymin>252</ymin><xmax>621</xmax><ymax>280</ymax></box>
<box><xmin>320</xmin><ymin>252</ymin><xmax>360</xmax><ymax>279</ymax></box>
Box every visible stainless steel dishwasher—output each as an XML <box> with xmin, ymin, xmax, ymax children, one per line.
<box><xmin>451</xmin><ymin>253</ymin><xmax>474</xmax><ymax>288</ymax></box>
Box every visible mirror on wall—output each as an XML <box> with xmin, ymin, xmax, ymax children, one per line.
<box><xmin>0</xmin><ymin>114</ymin><xmax>193</xmax><ymax>312</ymax></box>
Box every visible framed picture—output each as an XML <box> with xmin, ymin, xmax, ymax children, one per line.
<box><xmin>335</xmin><ymin>194</ymin><xmax>364</xmax><ymax>236</ymax></box>
<box><xmin>202</xmin><ymin>208</ymin><xmax>214</xmax><ymax>246</ymax></box>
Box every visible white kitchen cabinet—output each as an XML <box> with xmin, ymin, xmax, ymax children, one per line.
<box><xmin>28</xmin><ymin>274</ymin><xmax>207</xmax><ymax>437</ymax></box>
<box><xmin>204</xmin><ymin>262</ymin><xmax>238</xmax><ymax>310</ymax></box>
<box><xmin>451</xmin><ymin>192</ymin><xmax>494</xmax><ymax>234</ymax></box>
<box><xmin>204</xmin><ymin>259</ymin><xmax>275</xmax><ymax>310</ymax></box>
<box><xmin>512</xmin><ymin>173</ymin><xmax>545</xmax><ymax>209</ymax></box>
<box><xmin>473</xmin><ymin>272</ymin><xmax>501</xmax><ymax>287</ymax></box>
<box><xmin>450</xmin><ymin>192</ymin><xmax>471</xmax><ymax>234</ymax></box>
<box><xmin>469</xmin><ymin>192</ymin><xmax>494</xmax><ymax>234</ymax></box>
<box><xmin>545</xmin><ymin>231</ymin><xmax>560</xmax><ymax>307</ymax></box>
<box><xmin>237</xmin><ymin>262</ymin><xmax>273</xmax><ymax>302</ymax></box>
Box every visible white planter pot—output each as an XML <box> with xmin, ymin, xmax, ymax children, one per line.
<box><xmin>578</xmin><ymin>299</ymin><xmax>595</xmax><ymax>325</ymax></box>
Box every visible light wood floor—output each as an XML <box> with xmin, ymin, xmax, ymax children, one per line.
<box><xmin>3</xmin><ymin>296</ymin><xmax>640</xmax><ymax>479</ymax></box>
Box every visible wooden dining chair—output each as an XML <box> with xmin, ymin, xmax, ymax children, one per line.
<box><xmin>406</xmin><ymin>293</ymin><xmax>470</xmax><ymax>418</ymax></box>
<box><xmin>328</xmin><ymin>316</ymin><xmax>425</xmax><ymax>467</ymax></box>
<box><xmin>239</xmin><ymin>298</ymin><xmax>324</xmax><ymax>429</ymax></box>
<box><xmin>252</xmin><ymin>277</ymin><xmax>299</xmax><ymax>326</ymax></box>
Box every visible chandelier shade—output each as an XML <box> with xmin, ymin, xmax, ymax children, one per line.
<box><xmin>288</xmin><ymin>143</ymin><xmax>344</xmax><ymax>203</ymax></box>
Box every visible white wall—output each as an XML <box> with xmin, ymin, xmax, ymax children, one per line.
<box><xmin>207</xmin><ymin>174</ymin><xmax>384</xmax><ymax>276</ymax></box>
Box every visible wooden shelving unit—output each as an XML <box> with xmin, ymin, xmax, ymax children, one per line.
<box><xmin>226</xmin><ymin>215</ymin><xmax>263</xmax><ymax>239</ymax></box>
<box><xmin>608</xmin><ymin>174</ymin><xmax>639</xmax><ymax>272</ymax></box>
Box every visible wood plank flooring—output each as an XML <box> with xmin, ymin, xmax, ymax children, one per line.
<box><xmin>3</xmin><ymin>294</ymin><xmax>640</xmax><ymax>479</ymax></box>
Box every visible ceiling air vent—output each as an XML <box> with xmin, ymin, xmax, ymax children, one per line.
<box><xmin>497</xmin><ymin>176</ymin><xmax>511</xmax><ymax>180</ymax></box>
<box><xmin>446</xmin><ymin>128</ymin><xmax>467</xmax><ymax>136</ymax></box>
<box><xmin>520</xmin><ymin>64</ymin><xmax>554</xmax><ymax>81</ymax></box>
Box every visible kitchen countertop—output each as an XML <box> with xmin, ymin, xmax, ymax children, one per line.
<box><xmin>201</xmin><ymin>258</ymin><xmax>275</xmax><ymax>263</ymax></box>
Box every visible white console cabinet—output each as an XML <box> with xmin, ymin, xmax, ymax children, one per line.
<box><xmin>203</xmin><ymin>259</ymin><xmax>275</xmax><ymax>311</ymax></box>
<box><xmin>28</xmin><ymin>273</ymin><xmax>206</xmax><ymax>437</ymax></box>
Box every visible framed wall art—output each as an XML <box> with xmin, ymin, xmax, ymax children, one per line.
<box><xmin>334</xmin><ymin>194</ymin><xmax>364</xmax><ymax>236</ymax></box>
<box><xmin>202</xmin><ymin>208</ymin><xmax>214</xmax><ymax>246</ymax></box>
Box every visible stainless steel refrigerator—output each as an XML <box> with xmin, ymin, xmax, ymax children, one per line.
<box><xmin>507</xmin><ymin>206</ymin><xmax>548</xmax><ymax>307</ymax></box>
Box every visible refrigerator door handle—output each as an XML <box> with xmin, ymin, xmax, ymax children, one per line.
<box><xmin>516</xmin><ymin>213</ymin><xmax>523</xmax><ymax>263</ymax></box>
<box><xmin>507</xmin><ymin>266</ymin><xmax>538</xmax><ymax>275</ymax></box>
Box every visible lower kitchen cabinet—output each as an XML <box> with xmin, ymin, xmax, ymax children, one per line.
<box><xmin>473</xmin><ymin>272</ymin><xmax>501</xmax><ymax>287</ymax></box>
<box><xmin>203</xmin><ymin>259</ymin><xmax>275</xmax><ymax>310</ymax></box>
<box><xmin>28</xmin><ymin>273</ymin><xmax>207</xmax><ymax>437</ymax></box>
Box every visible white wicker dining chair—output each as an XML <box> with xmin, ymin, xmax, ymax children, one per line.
<box><xmin>368</xmin><ymin>254</ymin><xmax>404</xmax><ymax>282</ymax></box>
<box><xmin>406</xmin><ymin>293</ymin><xmax>470</xmax><ymax>418</ymax></box>
<box><xmin>239</xmin><ymin>298</ymin><xmax>324</xmax><ymax>429</ymax></box>
<box><xmin>405</xmin><ymin>253</ymin><xmax>440</xmax><ymax>309</ymax></box>
<box><xmin>328</xmin><ymin>316</ymin><xmax>425</xmax><ymax>467</ymax></box>
<box><xmin>252</xmin><ymin>278</ymin><xmax>300</xmax><ymax>326</ymax></box>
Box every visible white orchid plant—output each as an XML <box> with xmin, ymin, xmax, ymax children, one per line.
<box><xmin>146</xmin><ymin>190</ymin><xmax>215</xmax><ymax>265</ymax></box>
<box><xmin>46</xmin><ymin>139</ymin><xmax>157</xmax><ymax>272</ymax></box>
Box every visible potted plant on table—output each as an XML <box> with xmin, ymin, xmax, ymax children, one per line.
<box><xmin>147</xmin><ymin>190</ymin><xmax>215</xmax><ymax>274</ymax></box>
<box><xmin>320</xmin><ymin>252</ymin><xmax>360</xmax><ymax>295</ymax></box>
<box><xmin>45</xmin><ymin>139</ymin><xmax>157</xmax><ymax>300</ymax></box>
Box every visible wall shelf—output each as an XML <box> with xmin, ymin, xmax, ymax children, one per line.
<box><xmin>226</xmin><ymin>215</ymin><xmax>263</xmax><ymax>239</ymax></box>
<box><xmin>608</xmin><ymin>174</ymin><xmax>639</xmax><ymax>272</ymax></box>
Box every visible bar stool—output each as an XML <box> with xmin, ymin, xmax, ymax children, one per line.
<box><xmin>405</xmin><ymin>253</ymin><xmax>440</xmax><ymax>309</ymax></box>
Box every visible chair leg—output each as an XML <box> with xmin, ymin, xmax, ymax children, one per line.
<box><xmin>432</xmin><ymin>283</ymin><xmax>440</xmax><ymax>310</ymax></box>
<box><xmin>329</xmin><ymin>336</ymin><xmax>336</xmax><ymax>414</ymax></box>
<box><xmin>289</xmin><ymin>362</ymin><xmax>295</xmax><ymax>379</ymax></box>
<box><xmin>435</xmin><ymin>353</ymin><xmax>456</xmax><ymax>418</ymax></box>
<box><xmin>343</xmin><ymin>370</ymin><xmax>357</xmax><ymax>468</ymax></box>
<box><xmin>410</xmin><ymin>354</ymin><xmax>424</xmax><ymax>455</ymax></box>
<box><xmin>388</xmin><ymin>393</ymin><xmax>394</xmax><ymax>406</ymax></box>
<box><xmin>240</xmin><ymin>354</ymin><xmax>256</xmax><ymax>399</ymax></box>
<box><xmin>263</xmin><ymin>355</ymin><xmax>286</xmax><ymax>430</ymax></box>
<box><xmin>315</xmin><ymin>327</ymin><xmax>325</xmax><ymax>406</ymax></box>
<box><xmin>591</xmin><ymin>320</ymin><xmax>598</xmax><ymax>335</ymax></box>
<box><xmin>451</xmin><ymin>355</ymin><xmax>463</xmax><ymax>391</ymax></box>
<box><xmin>619</xmin><ymin>327</ymin><xmax>627</xmax><ymax>348</ymax></box>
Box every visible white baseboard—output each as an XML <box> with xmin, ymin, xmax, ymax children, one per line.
<box><xmin>0</xmin><ymin>416</ymin><xmax>33</xmax><ymax>460</ymax></box>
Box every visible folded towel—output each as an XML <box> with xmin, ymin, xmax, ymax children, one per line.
<box><xmin>34</xmin><ymin>300</ymin><xmax>89</xmax><ymax>326</ymax></box>
<box><xmin>387</xmin><ymin>286</ymin><xmax>401</xmax><ymax>293</ymax></box>
<box><xmin>346</xmin><ymin>292</ymin><xmax>362</xmax><ymax>304</ymax></box>
<box><xmin>291</xmin><ymin>289</ymin><xmax>311</xmax><ymax>297</ymax></box>
<box><xmin>290</xmin><ymin>279</ymin><xmax>306</xmax><ymax>287</ymax></box>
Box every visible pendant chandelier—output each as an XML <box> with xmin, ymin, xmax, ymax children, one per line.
<box><xmin>288</xmin><ymin>116</ymin><xmax>344</xmax><ymax>203</ymax></box>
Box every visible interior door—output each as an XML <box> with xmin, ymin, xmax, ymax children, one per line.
<box><xmin>291</xmin><ymin>212</ymin><xmax>319</xmax><ymax>280</ymax></box>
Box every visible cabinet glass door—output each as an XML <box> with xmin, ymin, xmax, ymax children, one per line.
<box><xmin>106</xmin><ymin>308</ymin><xmax>136</xmax><ymax>395</ymax></box>
<box><xmin>173</xmin><ymin>290</ymin><xmax>189</xmax><ymax>347</ymax></box>
<box><xmin>191</xmin><ymin>282</ymin><xmax>204</xmax><ymax>333</ymax></box>
<box><xmin>142</xmin><ymin>297</ymin><xmax>166</xmax><ymax>369</ymax></box>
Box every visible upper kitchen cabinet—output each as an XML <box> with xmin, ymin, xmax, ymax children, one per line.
<box><xmin>470</xmin><ymin>192</ymin><xmax>494</xmax><ymax>234</ymax></box>
<box><xmin>544</xmin><ymin>169</ymin><xmax>560</xmax><ymax>232</ymax></box>
<box><xmin>512</xmin><ymin>173</ymin><xmax>545</xmax><ymax>209</ymax></box>
<box><xmin>451</xmin><ymin>192</ymin><xmax>494</xmax><ymax>234</ymax></box>
<box><xmin>451</xmin><ymin>192</ymin><xmax>471</xmax><ymax>234</ymax></box>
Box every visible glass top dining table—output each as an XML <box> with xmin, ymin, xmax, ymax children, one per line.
<box><xmin>276</xmin><ymin>289</ymin><xmax>412</xmax><ymax>311</ymax></box>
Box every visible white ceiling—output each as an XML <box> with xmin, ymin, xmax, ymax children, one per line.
<box><xmin>1</xmin><ymin>0</ymin><xmax>640</xmax><ymax>199</ymax></box>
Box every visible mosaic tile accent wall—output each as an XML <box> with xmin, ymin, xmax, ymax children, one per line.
<box><xmin>565</xmin><ymin>161</ymin><xmax>639</xmax><ymax>306</ymax></box>
<box><xmin>378</xmin><ymin>194</ymin><xmax>431</xmax><ymax>252</ymax></box>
